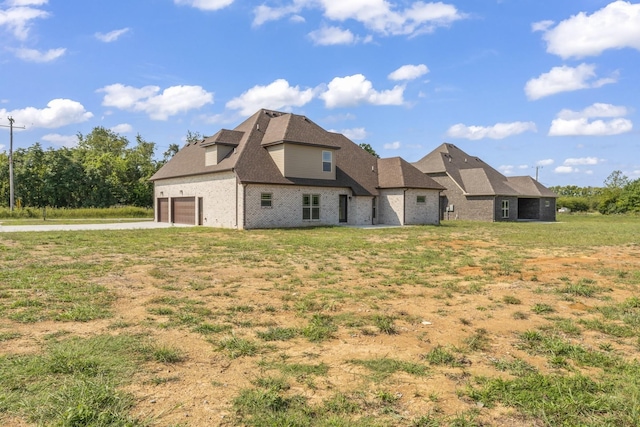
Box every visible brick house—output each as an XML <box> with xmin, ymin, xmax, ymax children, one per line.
<box><xmin>412</xmin><ymin>143</ymin><xmax>557</xmax><ymax>222</ymax></box>
<box><xmin>151</xmin><ymin>109</ymin><xmax>444</xmax><ymax>229</ymax></box>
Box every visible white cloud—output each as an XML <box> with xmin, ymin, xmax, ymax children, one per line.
<box><xmin>0</xmin><ymin>3</ymin><xmax>49</xmax><ymax>40</ymax></box>
<box><xmin>531</xmin><ymin>20</ymin><xmax>553</xmax><ymax>32</ymax></box>
<box><xmin>320</xmin><ymin>74</ymin><xmax>404</xmax><ymax>108</ymax></box>
<box><xmin>308</xmin><ymin>25</ymin><xmax>356</xmax><ymax>45</ymax></box>
<box><xmin>564</xmin><ymin>157</ymin><xmax>601</xmax><ymax>166</ymax></box>
<box><xmin>536</xmin><ymin>159</ymin><xmax>554</xmax><ymax>167</ymax></box>
<box><xmin>110</xmin><ymin>123</ymin><xmax>133</xmax><ymax>134</ymax></box>
<box><xmin>539</xmin><ymin>1</ymin><xmax>640</xmax><ymax>59</ymax></box>
<box><xmin>388</xmin><ymin>64</ymin><xmax>429</xmax><ymax>81</ymax></box>
<box><xmin>549</xmin><ymin>118</ymin><xmax>632</xmax><ymax>136</ymax></box>
<box><xmin>339</xmin><ymin>127</ymin><xmax>367</xmax><ymax>140</ymax></box>
<box><xmin>499</xmin><ymin>165</ymin><xmax>515</xmax><ymax>175</ymax></box>
<box><xmin>384</xmin><ymin>141</ymin><xmax>401</xmax><ymax>150</ymax></box>
<box><xmin>549</xmin><ymin>102</ymin><xmax>633</xmax><ymax>136</ymax></box>
<box><xmin>14</xmin><ymin>47</ymin><xmax>65</xmax><ymax>62</ymax></box>
<box><xmin>557</xmin><ymin>103</ymin><xmax>629</xmax><ymax>120</ymax></box>
<box><xmin>321</xmin><ymin>0</ymin><xmax>466</xmax><ymax>36</ymax></box>
<box><xmin>226</xmin><ymin>79</ymin><xmax>315</xmax><ymax>116</ymax></box>
<box><xmin>99</xmin><ymin>84</ymin><xmax>214</xmax><ymax>120</ymax></box>
<box><xmin>253</xmin><ymin>3</ymin><xmax>303</xmax><ymax>26</ymax></box>
<box><xmin>6</xmin><ymin>1</ymin><xmax>48</xmax><ymax>5</ymax></box>
<box><xmin>95</xmin><ymin>28</ymin><xmax>129</xmax><ymax>43</ymax></box>
<box><xmin>525</xmin><ymin>63</ymin><xmax>616</xmax><ymax>100</ymax></box>
<box><xmin>253</xmin><ymin>0</ymin><xmax>466</xmax><ymax>37</ymax></box>
<box><xmin>555</xmin><ymin>166</ymin><xmax>578</xmax><ymax>174</ymax></box>
<box><xmin>41</xmin><ymin>133</ymin><xmax>77</xmax><ymax>147</ymax></box>
<box><xmin>446</xmin><ymin>121</ymin><xmax>537</xmax><ymax>140</ymax></box>
<box><xmin>0</xmin><ymin>99</ymin><xmax>93</xmax><ymax>128</ymax></box>
<box><xmin>173</xmin><ymin>0</ymin><xmax>234</xmax><ymax>11</ymax></box>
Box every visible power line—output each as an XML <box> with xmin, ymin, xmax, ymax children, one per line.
<box><xmin>1</xmin><ymin>117</ymin><xmax>26</xmax><ymax>211</ymax></box>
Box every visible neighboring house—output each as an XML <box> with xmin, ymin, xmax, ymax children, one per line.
<box><xmin>150</xmin><ymin>109</ymin><xmax>444</xmax><ymax>229</ymax></box>
<box><xmin>412</xmin><ymin>143</ymin><xmax>557</xmax><ymax>222</ymax></box>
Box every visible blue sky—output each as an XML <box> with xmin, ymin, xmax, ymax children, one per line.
<box><xmin>1</xmin><ymin>0</ymin><xmax>639</xmax><ymax>188</ymax></box>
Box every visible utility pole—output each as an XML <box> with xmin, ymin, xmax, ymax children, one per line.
<box><xmin>1</xmin><ymin>117</ymin><xmax>26</xmax><ymax>211</ymax></box>
<box><xmin>534</xmin><ymin>166</ymin><xmax>543</xmax><ymax>182</ymax></box>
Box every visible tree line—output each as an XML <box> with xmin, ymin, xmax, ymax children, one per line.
<box><xmin>0</xmin><ymin>127</ymin><xmax>179</xmax><ymax>209</ymax></box>
<box><xmin>2</xmin><ymin>128</ymin><xmax>638</xmax><ymax>214</ymax></box>
<box><xmin>551</xmin><ymin>170</ymin><xmax>640</xmax><ymax>214</ymax></box>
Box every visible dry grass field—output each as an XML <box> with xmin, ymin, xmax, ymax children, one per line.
<box><xmin>1</xmin><ymin>215</ymin><xmax>639</xmax><ymax>426</ymax></box>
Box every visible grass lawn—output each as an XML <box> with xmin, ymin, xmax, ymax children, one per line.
<box><xmin>0</xmin><ymin>214</ymin><xmax>639</xmax><ymax>426</ymax></box>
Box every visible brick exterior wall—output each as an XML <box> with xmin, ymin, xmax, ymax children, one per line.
<box><xmin>377</xmin><ymin>189</ymin><xmax>440</xmax><ymax>225</ymax></box>
<box><xmin>155</xmin><ymin>175</ymin><xmax>442</xmax><ymax>229</ymax></box>
<box><xmin>494</xmin><ymin>196</ymin><xmax>518</xmax><ymax>222</ymax></box>
<box><xmin>154</xmin><ymin>171</ymin><xmax>238</xmax><ymax>228</ymax></box>
<box><xmin>432</xmin><ymin>173</ymin><xmax>495</xmax><ymax>221</ymax></box>
<box><xmin>351</xmin><ymin>196</ymin><xmax>376</xmax><ymax>226</ymax></box>
<box><xmin>404</xmin><ymin>189</ymin><xmax>440</xmax><ymax>225</ymax></box>
<box><xmin>244</xmin><ymin>184</ymin><xmax>352</xmax><ymax>229</ymax></box>
<box><xmin>431</xmin><ymin>174</ymin><xmax>556</xmax><ymax>222</ymax></box>
<box><xmin>539</xmin><ymin>197</ymin><xmax>556</xmax><ymax>221</ymax></box>
<box><xmin>378</xmin><ymin>189</ymin><xmax>404</xmax><ymax>225</ymax></box>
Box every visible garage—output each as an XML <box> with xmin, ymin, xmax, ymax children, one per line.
<box><xmin>172</xmin><ymin>197</ymin><xmax>196</xmax><ymax>225</ymax></box>
<box><xmin>157</xmin><ymin>198</ymin><xmax>169</xmax><ymax>222</ymax></box>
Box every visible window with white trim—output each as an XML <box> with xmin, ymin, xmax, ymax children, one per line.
<box><xmin>322</xmin><ymin>151</ymin><xmax>332</xmax><ymax>172</ymax></box>
<box><xmin>261</xmin><ymin>193</ymin><xmax>272</xmax><ymax>208</ymax></box>
<box><xmin>501</xmin><ymin>200</ymin><xmax>510</xmax><ymax>218</ymax></box>
<box><xmin>416</xmin><ymin>195</ymin><xmax>426</xmax><ymax>204</ymax></box>
<box><xmin>303</xmin><ymin>194</ymin><xmax>320</xmax><ymax>220</ymax></box>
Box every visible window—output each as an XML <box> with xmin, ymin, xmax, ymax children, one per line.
<box><xmin>501</xmin><ymin>200</ymin><xmax>510</xmax><ymax>218</ymax></box>
<box><xmin>303</xmin><ymin>194</ymin><xmax>320</xmax><ymax>220</ymax></box>
<box><xmin>322</xmin><ymin>151</ymin><xmax>332</xmax><ymax>172</ymax></box>
<box><xmin>545</xmin><ymin>200</ymin><xmax>550</xmax><ymax>208</ymax></box>
<box><xmin>416</xmin><ymin>195</ymin><xmax>426</xmax><ymax>204</ymax></box>
<box><xmin>261</xmin><ymin>193</ymin><xmax>272</xmax><ymax>208</ymax></box>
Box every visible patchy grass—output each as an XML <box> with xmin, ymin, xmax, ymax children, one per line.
<box><xmin>1</xmin><ymin>215</ymin><xmax>639</xmax><ymax>425</ymax></box>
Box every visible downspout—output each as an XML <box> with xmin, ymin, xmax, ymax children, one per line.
<box><xmin>233</xmin><ymin>169</ymin><xmax>238</xmax><ymax>229</ymax></box>
<box><xmin>438</xmin><ymin>190</ymin><xmax>442</xmax><ymax>225</ymax></box>
<box><xmin>242</xmin><ymin>183</ymin><xmax>247</xmax><ymax>229</ymax></box>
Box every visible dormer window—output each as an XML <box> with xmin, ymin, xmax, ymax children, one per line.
<box><xmin>322</xmin><ymin>151</ymin><xmax>332</xmax><ymax>172</ymax></box>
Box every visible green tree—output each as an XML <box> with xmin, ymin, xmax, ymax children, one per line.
<box><xmin>598</xmin><ymin>170</ymin><xmax>629</xmax><ymax>214</ymax></box>
<box><xmin>0</xmin><ymin>127</ymin><xmax>163</xmax><ymax>209</ymax></box>
<box><xmin>14</xmin><ymin>143</ymin><xmax>47</xmax><ymax>208</ymax></box>
<box><xmin>358</xmin><ymin>143</ymin><xmax>379</xmax><ymax>158</ymax></box>
<box><xmin>123</xmin><ymin>134</ymin><xmax>158</xmax><ymax>207</ymax></box>
<box><xmin>75</xmin><ymin>127</ymin><xmax>130</xmax><ymax>207</ymax></box>
<box><xmin>162</xmin><ymin>143</ymin><xmax>180</xmax><ymax>164</ymax></box>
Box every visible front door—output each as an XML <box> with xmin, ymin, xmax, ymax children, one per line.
<box><xmin>339</xmin><ymin>195</ymin><xmax>348</xmax><ymax>223</ymax></box>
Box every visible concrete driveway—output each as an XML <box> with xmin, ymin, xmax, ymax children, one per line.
<box><xmin>0</xmin><ymin>221</ymin><xmax>192</xmax><ymax>233</ymax></box>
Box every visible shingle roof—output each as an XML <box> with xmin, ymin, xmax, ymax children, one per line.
<box><xmin>260</xmin><ymin>113</ymin><xmax>342</xmax><ymax>149</ymax></box>
<box><xmin>152</xmin><ymin>109</ymin><xmax>434</xmax><ymax>197</ymax></box>
<box><xmin>201</xmin><ymin>129</ymin><xmax>244</xmax><ymax>147</ymax></box>
<box><xmin>377</xmin><ymin>157</ymin><xmax>445</xmax><ymax>190</ymax></box>
<box><xmin>412</xmin><ymin>143</ymin><xmax>557</xmax><ymax>197</ymax></box>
